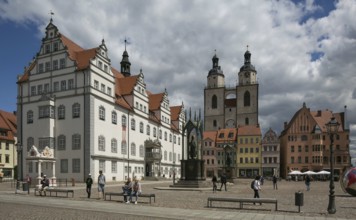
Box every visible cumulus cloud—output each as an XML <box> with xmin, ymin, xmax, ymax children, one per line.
<box><xmin>0</xmin><ymin>0</ymin><xmax>355</xmax><ymax>154</ymax></box>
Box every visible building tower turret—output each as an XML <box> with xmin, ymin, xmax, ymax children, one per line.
<box><xmin>120</xmin><ymin>39</ymin><xmax>131</xmax><ymax>77</ymax></box>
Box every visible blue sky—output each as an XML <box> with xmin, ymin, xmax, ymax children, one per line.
<box><xmin>0</xmin><ymin>0</ymin><xmax>355</xmax><ymax>163</ymax></box>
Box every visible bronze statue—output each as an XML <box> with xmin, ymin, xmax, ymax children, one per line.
<box><xmin>189</xmin><ymin>136</ymin><xmax>196</xmax><ymax>159</ymax></box>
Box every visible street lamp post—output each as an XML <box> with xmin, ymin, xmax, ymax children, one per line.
<box><xmin>325</xmin><ymin>116</ymin><xmax>340</xmax><ymax>214</ymax></box>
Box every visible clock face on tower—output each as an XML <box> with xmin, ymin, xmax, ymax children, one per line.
<box><xmin>244</xmin><ymin>72</ymin><xmax>249</xmax><ymax>77</ymax></box>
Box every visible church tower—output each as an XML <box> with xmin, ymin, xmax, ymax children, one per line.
<box><xmin>204</xmin><ymin>48</ymin><xmax>259</xmax><ymax>131</ymax></box>
<box><xmin>204</xmin><ymin>52</ymin><xmax>226</xmax><ymax>131</ymax></box>
<box><xmin>236</xmin><ymin>48</ymin><xmax>259</xmax><ymax>126</ymax></box>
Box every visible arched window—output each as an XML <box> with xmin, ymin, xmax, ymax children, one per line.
<box><xmin>140</xmin><ymin>122</ymin><xmax>144</xmax><ymax>133</ymax></box>
<box><xmin>98</xmin><ymin>135</ymin><xmax>105</xmax><ymax>151</ymax></box>
<box><xmin>72</xmin><ymin>134</ymin><xmax>81</xmax><ymax>150</ymax></box>
<box><xmin>131</xmin><ymin>143</ymin><xmax>136</xmax><ymax>156</ymax></box>
<box><xmin>111</xmin><ymin>138</ymin><xmax>117</xmax><ymax>153</ymax></box>
<box><xmin>58</xmin><ymin>135</ymin><xmax>66</xmax><ymax>150</ymax></box>
<box><xmin>121</xmin><ymin>141</ymin><xmax>127</xmax><ymax>154</ymax></box>
<box><xmin>146</xmin><ymin>125</ymin><xmax>150</xmax><ymax>135</ymax></box>
<box><xmin>153</xmin><ymin>127</ymin><xmax>157</xmax><ymax>137</ymax></box>
<box><xmin>244</xmin><ymin>91</ymin><xmax>250</xmax><ymax>106</ymax></box>
<box><xmin>99</xmin><ymin>106</ymin><xmax>105</xmax><ymax>120</ymax></box>
<box><xmin>112</xmin><ymin>111</ymin><xmax>117</xmax><ymax>124</ymax></box>
<box><xmin>212</xmin><ymin>95</ymin><xmax>217</xmax><ymax>109</ymax></box>
<box><xmin>27</xmin><ymin>137</ymin><xmax>34</xmax><ymax>151</ymax></box>
<box><xmin>122</xmin><ymin>115</ymin><xmax>126</xmax><ymax>126</ymax></box>
<box><xmin>58</xmin><ymin>105</ymin><xmax>65</xmax><ymax>119</ymax></box>
<box><xmin>139</xmin><ymin>145</ymin><xmax>144</xmax><ymax>157</ymax></box>
<box><xmin>131</xmin><ymin>119</ymin><xmax>136</xmax><ymax>130</ymax></box>
<box><xmin>213</xmin><ymin>120</ymin><xmax>217</xmax><ymax>127</ymax></box>
<box><xmin>72</xmin><ymin>103</ymin><xmax>80</xmax><ymax>118</ymax></box>
<box><xmin>245</xmin><ymin>117</ymin><xmax>249</xmax><ymax>125</ymax></box>
<box><xmin>27</xmin><ymin>110</ymin><xmax>34</xmax><ymax>124</ymax></box>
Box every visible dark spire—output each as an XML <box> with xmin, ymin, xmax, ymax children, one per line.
<box><xmin>240</xmin><ymin>45</ymin><xmax>256</xmax><ymax>72</ymax></box>
<box><xmin>208</xmin><ymin>50</ymin><xmax>224</xmax><ymax>76</ymax></box>
<box><xmin>120</xmin><ymin>38</ymin><xmax>131</xmax><ymax>77</ymax></box>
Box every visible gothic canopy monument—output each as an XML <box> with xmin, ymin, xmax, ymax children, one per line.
<box><xmin>174</xmin><ymin>111</ymin><xmax>207</xmax><ymax>188</ymax></box>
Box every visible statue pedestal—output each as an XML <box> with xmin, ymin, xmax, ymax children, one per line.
<box><xmin>223</xmin><ymin>167</ymin><xmax>237</xmax><ymax>183</ymax></box>
<box><xmin>171</xmin><ymin>159</ymin><xmax>208</xmax><ymax>188</ymax></box>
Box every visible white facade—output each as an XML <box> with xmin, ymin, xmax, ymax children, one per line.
<box><xmin>17</xmin><ymin>20</ymin><xmax>185</xmax><ymax>183</ymax></box>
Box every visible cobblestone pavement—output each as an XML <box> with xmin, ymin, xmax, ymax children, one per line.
<box><xmin>1</xmin><ymin>178</ymin><xmax>355</xmax><ymax>219</ymax></box>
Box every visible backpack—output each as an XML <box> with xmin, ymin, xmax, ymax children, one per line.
<box><xmin>250</xmin><ymin>180</ymin><xmax>255</xmax><ymax>189</ymax></box>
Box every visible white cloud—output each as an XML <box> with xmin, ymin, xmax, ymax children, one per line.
<box><xmin>1</xmin><ymin>0</ymin><xmax>356</xmax><ymax>156</ymax></box>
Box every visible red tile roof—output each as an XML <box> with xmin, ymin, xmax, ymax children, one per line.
<box><xmin>237</xmin><ymin>125</ymin><xmax>261</xmax><ymax>136</ymax></box>
<box><xmin>118</xmin><ymin>75</ymin><xmax>139</xmax><ymax>95</ymax></box>
<box><xmin>149</xmin><ymin>93</ymin><xmax>164</xmax><ymax>111</ymax></box>
<box><xmin>0</xmin><ymin>110</ymin><xmax>17</xmax><ymax>141</ymax></box>
<box><xmin>170</xmin><ymin>106</ymin><xmax>182</xmax><ymax>121</ymax></box>
<box><xmin>203</xmin><ymin>131</ymin><xmax>217</xmax><ymax>142</ymax></box>
<box><xmin>216</xmin><ymin>128</ymin><xmax>238</xmax><ymax>141</ymax></box>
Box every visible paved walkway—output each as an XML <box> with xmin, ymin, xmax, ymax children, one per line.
<box><xmin>1</xmin><ymin>179</ymin><xmax>355</xmax><ymax>219</ymax></box>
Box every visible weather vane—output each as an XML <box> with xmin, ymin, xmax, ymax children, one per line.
<box><xmin>49</xmin><ymin>10</ymin><xmax>54</xmax><ymax>21</ymax></box>
<box><xmin>246</xmin><ymin>44</ymin><xmax>249</xmax><ymax>51</ymax></box>
<box><xmin>123</xmin><ymin>37</ymin><xmax>131</xmax><ymax>51</ymax></box>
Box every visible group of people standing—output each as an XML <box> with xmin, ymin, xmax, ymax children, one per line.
<box><xmin>85</xmin><ymin>171</ymin><xmax>142</xmax><ymax>204</ymax></box>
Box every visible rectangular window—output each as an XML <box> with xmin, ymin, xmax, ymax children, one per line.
<box><xmin>68</xmin><ymin>79</ymin><xmax>74</xmax><ymax>89</ymax></box>
<box><xmin>39</xmin><ymin>63</ymin><xmax>44</xmax><ymax>73</ymax></box>
<box><xmin>112</xmin><ymin>161</ymin><xmax>117</xmax><ymax>173</ymax></box>
<box><xmin>31</xmin><ymin>86</ymin><xmax>36</xmax><ymax>96</ymax></box>
<box><xmin>61</xmin><ymin>80</ymin><xmax>66</xmax><ymax>91</ymax></box>
<box><xmin>5</xmin><ymin>154</ymin><xmax>10</xmax><ymax>163</ymax></box>
<box><xmin>99</xmin><ymin>160</ymin><xmax>105</xmax><ymax>173</ymax></box>
<box><xmin>104</xmin><ymin>65</ymin><xmax>108</xmax><ymax>72</ymax></box>
<box><xmin>72</xmin><ymin>159</ymin><xmax>80</xmax><ymax>173</ymax></box>
<box><xmin>53</xmin><ymin>42</ymin><xmax>59</xmax><ymax>51</ymax></box>
<box><xmin>107</xmin><ymin>87</ymin><xmax>112</xmax><ymax>96</ymax></box>
<box><xmin>72</xmin><ymin>134</ymin><xmax>81</xmax><ymax>150</ymax></box>
<box><xmin>45</xmin><ymin>44</ymin><xmax>50</xmax><ymax>53</ymax></box>
<box><xmin>39</xmin><ymin>106</ymin><xmax>55</xmax><ymax>118</ymax></box>
<box><xmin>94</xmin><ymin>80</ymin><xmax>99</xmax><ymax>89</ymax></box>
<box><xmin>45</xmin><ymin>61</ymin><xmax>51</xmax><ymax>71</ymax></box>
<box><xmin>60</xmin><ymin>159</ymin><xmax>68</xmax><ymax>173</ymax></box>
<box><xmin>101</xmin><ymin>84</ymin><xmax>105</xmax><ymax>92</ymax></box>
<box><xmin>54</xmin><ymin>82</ymin><xmax>59</xmax><ymax>92</ymax></box>
<box><xmin>53</xmin><ymin>60</ymin><xmax>58</xmax><ymax>70</ymax></box>
<box><xmin>44</xmin><ymin>83</ymin><xmax>49</xmax><ymax>93</ymax></box>
<box><xmin>98</xmin><ymin>61</ymin><xmax>103</xmax><ymax>69</ymax></box>
<box><xmin>60</xmin><ymin>58</ymin><xmax>66</xmax><ymax>69</ymax></box>
<box><xmin>37</xmin><ymin>85</ymin><xmax>43</xmax><ymax>95</ymax></box>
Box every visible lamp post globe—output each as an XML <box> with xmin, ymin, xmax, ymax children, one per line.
<box><xmin>325</xmin><ymin>117</ymin><xmax>340</xmax><ymax>214</ymax></box>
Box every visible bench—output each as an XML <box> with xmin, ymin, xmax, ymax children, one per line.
<box><xmin>207</xmin><ymin>197</ymin><xmax>278</xmax><ymax>210</ymax></box>
<box><xmin>34</xmin><ymin>188</ymin><xmax>74</xmax><ymax>198</ymax></box>
<box><xmin>104</xmin><ymin>192</ymin><xmax>156</xmax><ymax>204</ymax></box>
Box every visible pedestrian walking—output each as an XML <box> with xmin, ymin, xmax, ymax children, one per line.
<box><xmin>97</xmin><ymin>170</ymin><xmax>106</xmax><ymax>199</ymax></box>
<box><xmin>272</xmin><ymin>175</ymin><xmax>278</xmax><ymax>190</ymax></box>
<box><xmin>86</xmin><ymin>173</ymin><xmax>93</xmax><ymax>198</ymax></box>
<box><xmin>252</xmin><ymin>175</ymin><xmax>261</xmax><ymax>205</ymax></box>
<box><xmin>220</xmin><ymin>173</ymin><xmax>227</xmax><ymax>191</ymax></box>
<box><xmin>305</xmin><ymin>175</ymin><xmax>311</xmax><ymax>191</ymax></box>
<box><xmin>212</xmin><ymin>175</ymin><xmax>217</xmax><ymax>193</ymax></box>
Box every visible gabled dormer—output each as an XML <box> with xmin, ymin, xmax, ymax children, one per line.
<box><xmin>43</xmin><ymin>19</ymin><xmax>59</xmax><ymax>41</ymax></box>
<box><xmin>97</xmin><ymin>39</ymin><xmax>110</xmax><ymax>62</ymax></box>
